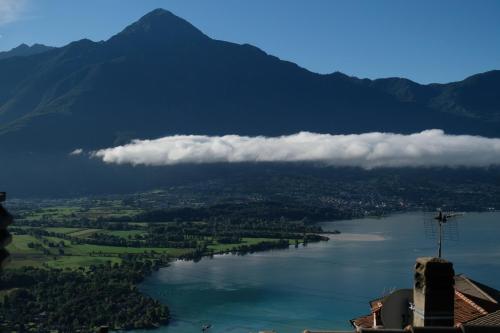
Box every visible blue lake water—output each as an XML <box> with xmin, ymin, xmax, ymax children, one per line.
<box><xmin>138</xmin><ymin>212</ymin><xmax>500</xmax><ymax>333</ymax></box>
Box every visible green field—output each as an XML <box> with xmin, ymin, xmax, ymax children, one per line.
<box><xmin>44</xmin><ymin>227</ymin><xmax>147</xmax><ymax>239</ymax></box>
<box><xmin>101</xmin><ymin>229</ymin><xmax>147</xmax><ymax>238</ymax></box>
<box><xmin>46</xmin><ymin>256</ymin><xmax>122</xmax><ymax>269</ymax></box>
<box><xmin>7</xmin><ymin>235</ymin><xmax>41</xmax><ymax>254</ymax></box>
<box><xmin>6</xmin><ymin>235</ymin><xmax>46</xmax><ymax>268</ymax></box>
<box><xmin>6</xmin><ymin>227</ymin><xmax>292</xmax><ymax>269</ymax></box>
<box><xmin>7</xmin><ymin>198</ymin><xmax>300</xmax><ymax>271</ymax></box>
<box><xmin>17</xmin><ymin>204</ymin><xmax>143</xmax><ymax>223</ymax></box>
<box><xmin>66</xmin><ymin>228</ymin><xmax>101</xmax><ymax>238</ymax></box>
<box><xmin>6</xmin><ymin>231</ymin><xmax>193</xmax><ymax>269</ymax></box>
<box><xmin>45</xmin><ymin>227</ymin><xmax>84</xmax><ymax>234</ymax></box>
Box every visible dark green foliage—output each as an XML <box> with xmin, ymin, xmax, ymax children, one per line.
<box><xmin>224</xmin><ymin>239</ymin><xmax>291</xmax><ymax>256</ymax></box>
<box><xmin>136</xmin><ymin>201</ymin><xmax>351</xmax><ymax>223</ymax></box>
<box><xmin>0</xmin><ymin>260</ymin><xmax>169</xmax><ymax>332</ymax></box>
<box><xmin>180</xmin><ymin>239</ymin><xmax>293</xmax><ymax>261</ymax></box>
<box><xmin>13</xmin><ymin>216</ymin><xmax>326</xmax><ymax>249</ymax></box>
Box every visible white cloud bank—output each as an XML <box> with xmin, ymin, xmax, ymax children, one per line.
<box><xmin>92</xmin><ymin>130</ymin><xmax>500</xmax><ymax>169</ymax></box>
<box><xmin>0</xmin><ymin>0</ymin><xmax>27</xmax><ymax>25</ymax></box>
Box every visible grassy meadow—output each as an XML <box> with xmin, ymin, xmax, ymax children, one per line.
<box><xmin>6</xmin><ymin>226</ymin><xmax>194</xmax><ymax>269</ymax></box>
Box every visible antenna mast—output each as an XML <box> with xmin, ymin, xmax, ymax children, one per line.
<box><xmin>435</xmin><ymin>211</ymin><xmax>444</xmax><ymax>258</ymax></box>
<box><xmin>432</xmin><ymin>210</ymin><xmax>461</xmax><ymax>259</ymax></box>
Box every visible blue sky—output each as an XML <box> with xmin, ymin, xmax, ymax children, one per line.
<box><xmin>0</xmin><ymin>0</ymin><xmax>499</xmax><ymax>84</ymax></box>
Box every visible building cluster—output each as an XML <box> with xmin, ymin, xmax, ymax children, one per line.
<box><xmin>306</xmin><ymin>257</ymin><xmax>500</xmax><ymax>333</ymax></box>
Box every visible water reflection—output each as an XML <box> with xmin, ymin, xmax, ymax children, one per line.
<box><xmin>137</xmin><ymin>212</ymin><xmax>500</xmax><ymax>333</ymax></box>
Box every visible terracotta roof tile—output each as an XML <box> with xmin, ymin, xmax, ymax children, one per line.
<box><xmin>466</xmin><ymin>309</ymin><xmax>500</xmax><ymax>326</ymax></box>
<box><xmin>350</xmin><ymin>314</ymin><xmax>373</xmax><ymax>329</ymax></box>
<box><xmin>370</xmin><ymin>299</ymin><xmax>384</xmax><ymax>312</ymax></box>
<box><xmin>455</xmin><ymin>292</ymin><xmax>488</xmax><ymax>324</ymax></box>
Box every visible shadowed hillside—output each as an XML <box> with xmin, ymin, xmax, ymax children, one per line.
<box><xmin>0</xmin><ymin>9</ymin><xmax>499</xmax><ymax>154</ymax></box>
<box><xmin>0</xmin><ymin>9</ymin><xmax>499</xmax><ymax>197</ymax></box>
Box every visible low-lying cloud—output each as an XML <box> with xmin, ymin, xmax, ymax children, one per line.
<box><xmin>91</xmin><ymin>130</ymin><xmax>500</xmax><ymax>169</ymax></box>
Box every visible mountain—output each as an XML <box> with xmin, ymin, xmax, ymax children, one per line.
<box><xmin>370</xmin><ymin>71</ymin><xmax>500</xmax><ymax>123</ymax></box>
<box><xmin>0</xmin><ymin>8</ymin><xmax>499</xmax><ymax>197</ymax></box>
<box><xmin>0</xmin><ymin>8</ymin><xmax>499</xmax><ymax>154</ymax></box>
<box><xmin>0</xmin><ymin>43</ymin><xmax>55</xmax><ymax>60</ymax></box>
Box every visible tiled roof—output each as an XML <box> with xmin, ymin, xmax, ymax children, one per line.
<box><xmin>369</xmin><ymin>298</ymin><xmax>384</xmax><ymax>312</ymax></box>
<box><xmin>455</xmin><ymin>275</ymin><xmax>500</xmax><ymax>314</ymax></box>
<box><xmin>304</xmin><ymin>327</ymin><xmax>500</xmax><ymax>333</ymax></box>
<box><xmin>350</xmin><ymin>285</ymin><xmax>500</xmax><ymax>329</ymax></box>
<box><xmin>350</xmin><ymin>314</ymin><xmax>373</xmax><ymax>328</ymax></box>
<box><xmin>466</xmin><ymin>309</ymin><xmax>500</xmax><ymax>326</ymax></box>
<box><xmin>455</xmin><ymin>291</ymin><xmax>488</xmax><ymax>324</ymax></box>
<box><xmin>348</xmin><ymin>275</ymin><xmax>500</xmax><ymax>330</ymax></box>
<box><xmin>455</xmin><ymin>275</ymin><xmax>500</xmax><ymax>305</ymax></box>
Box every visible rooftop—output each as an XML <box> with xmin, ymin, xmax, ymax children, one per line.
<box><xmin>304</xmin><ymin>326</ymin><xmax>500</xmax><ymax>333</ymax></box>
<box><xmin>350</xmin><ymin>274</ymin><xmax>500</xmax><ymax>331</ymax></box>
<box><xmin>467</xmin><ymin>309</ymin><xmax>500</xmax><ymax>327</ymax></box>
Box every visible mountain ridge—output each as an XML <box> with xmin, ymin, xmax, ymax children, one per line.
<box><xmin>0</xmin><ymin>8</ymin><xmax>499</xmax><ymax>154</ymax></box>
<box><xmin>0</xmin><ymin>43</ymin><xmax>55</xmax><ymax>60</ymax></box>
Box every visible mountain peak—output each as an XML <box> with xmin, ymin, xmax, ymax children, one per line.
<box><xmin>142</xmin><ymin>8</ymin><xmax>177</xmax><ymax>18</ymax></box>
<box><xmin>14</xmin><ymin>43</ymin><xmax>30</xmax><ymax>50</ymax></box>
<box><xmin>0</xmin><ymin>43</ymin><xmax>54</xmax><ymax>60</ymax></box>
<box><xmin>112</xmin><ymin>8</ymin><xmax>208</xmax><ymax>45</ymax></box>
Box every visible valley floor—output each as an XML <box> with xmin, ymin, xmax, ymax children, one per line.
<box><xmin>1</xmin><ymin>199</ymin><xmax>328</xmax><ymax>332</ymax></box>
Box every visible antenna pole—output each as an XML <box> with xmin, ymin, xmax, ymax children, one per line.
<box><xmin>429</xmin><ymin>210</ymin><xmax>461</xmax><ymax>259</ymax></box>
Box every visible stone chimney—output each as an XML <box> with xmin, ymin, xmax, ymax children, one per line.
<box><xmin>413</xmin><ymin>257</ymin><xmax>455</xmax><ymax>327</ymax></box>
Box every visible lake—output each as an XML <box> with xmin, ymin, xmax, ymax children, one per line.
<box><xmin>137</xmin><ymin>212</ymin><xmax>500</xmax><ymax>333</ymax></box>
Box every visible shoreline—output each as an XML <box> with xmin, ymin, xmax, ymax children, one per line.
<box><xmin>138</xmin><ymin>236</ymin><xmax>331</xmax><ymax>331</ymax></box>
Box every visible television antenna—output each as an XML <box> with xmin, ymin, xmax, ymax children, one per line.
<box><xmin>424</xmin><ymin>210</ymin><xmax>462</xmax><ymax>258</ymax></box>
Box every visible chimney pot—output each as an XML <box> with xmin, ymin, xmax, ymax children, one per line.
<box><xmin>413</xmin><ymin>257</ymin><xmax>455</xmax><ymax>327</ymax></box>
